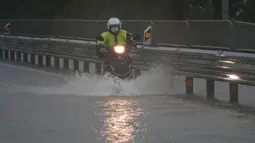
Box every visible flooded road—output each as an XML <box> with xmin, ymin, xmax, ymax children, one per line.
<box><xmin>0</xmin><ymin>61</ymin><xmax>255</xmax><ymax>143</ymax></box>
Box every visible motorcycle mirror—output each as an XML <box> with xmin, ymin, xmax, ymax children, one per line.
<box><xmin>96</xmin><ymin>35</ymin><xmax>104</xmax><ymax>41</ymax></box>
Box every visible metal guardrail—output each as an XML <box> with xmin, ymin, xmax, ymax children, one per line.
<box><xmin>1</xmin><ymin>34</ymin><xmax>255</xmax><ymax>104</ymax></box>
<box><xmin>1</xmin><ymin>34</ymin><xmax>255</xmax><ymax>84</ymax></box>
<box><xmin>1</xmin><ymin>19</ymin><xmax>255</xmax><ymax>51</ymax></box>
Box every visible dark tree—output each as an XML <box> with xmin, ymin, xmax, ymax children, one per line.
<box><xmin>0</xmin><ymin>0</ymin><xmax>254</xmax><ymax>22</ymax></box>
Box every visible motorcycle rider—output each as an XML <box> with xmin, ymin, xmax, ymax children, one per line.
<box><xmin>96</xmin><ymin>17</ymin><xmax>137</xmax><ymax>71</ymax></box>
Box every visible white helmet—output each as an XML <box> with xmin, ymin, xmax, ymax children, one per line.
<box><xmin>107</xmin><ymin>17</ymin><xmax>121</xmax><ymax>33</ymax></box>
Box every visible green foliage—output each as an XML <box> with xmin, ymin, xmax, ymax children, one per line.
<box><xmin>235</xmin><ymin>0</ymin><xmax>255</xmax><ymax>22</ymax></box>
<box><xmin>0</xmin><ymin>0</ymin><xmax>254</xmax><ymax>22</ymax></box>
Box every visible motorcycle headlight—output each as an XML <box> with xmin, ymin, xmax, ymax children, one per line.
<box><xmin>113</xmin><ymin>45</ymin><xmax>125</xmax><ymax>54</ymax></box>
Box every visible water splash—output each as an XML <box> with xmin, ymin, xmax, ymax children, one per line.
<box><xmin>35</xmin><ymin>65</ymin><xmax>185</xmax><ymax>96</ymax></box>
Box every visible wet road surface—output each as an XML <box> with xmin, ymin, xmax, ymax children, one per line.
<box><xmin>1</xmin><ymin>62</ymin><xmax>255</xmax><ymax>143</ymax></box>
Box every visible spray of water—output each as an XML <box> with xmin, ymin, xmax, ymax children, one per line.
<box><xmin>36</xmin><ymin>65</ymin><xmax>185</xmax><ymax>96</ymax></box>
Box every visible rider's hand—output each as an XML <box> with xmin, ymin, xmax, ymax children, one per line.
<box><xmin>100</xmin><ymin>48</ymin><xmax>107</xmax><ymax>53</ymax></box>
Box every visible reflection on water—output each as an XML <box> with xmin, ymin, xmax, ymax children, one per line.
<box><xmin>100</xmin><ymin>99</ymin><xmax>145</xmax><ymax>143</ymax></box>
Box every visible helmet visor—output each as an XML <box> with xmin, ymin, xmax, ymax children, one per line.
<box><xmin>109</xmin><ymin>24</ymin><xmax>120</xmax><ymax>28</ymax></box>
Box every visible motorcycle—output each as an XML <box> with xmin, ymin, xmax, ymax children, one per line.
<box><xmin>100</xmin><ymin>44</ymin><xmax>136</xmax><ymax>80</ymax></box>
<box><xmin>95</xmin><ymin>34</ymin><xmax>140</xmax><ymax>80</ymax></box>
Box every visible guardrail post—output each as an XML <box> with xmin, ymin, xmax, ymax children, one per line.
<box><xmin>185</xmin><ymin>76</ymin><xmax>193</xmax><ymax>95</ymax></box>
<box><xmin>206</xmin><ymin>79</ymin><xmax>215</xmax><ymax>100</ymax></box>
<box><xmin>229</xmin><ymin>83</ymin><xmax>238</xmax><ymax>103</ymax></box>
<box><xmin>3</xmin><ymin>49</ymin><xmax>6</xmax><ymax>59</ymax></box>
<box><xmin>0</xmin><ymin>49</ymin><xmax>3</xmax><ymax>59</ymax></box>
